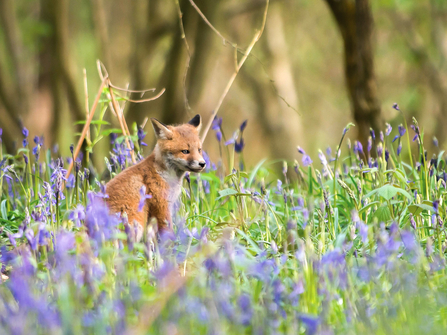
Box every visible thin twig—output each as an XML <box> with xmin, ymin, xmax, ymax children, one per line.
<box><xmin>63</xmin><ymin>76</ymin><xmax>108</xmax><ymax>190</ymax></box>
<box><xmin>108</xmin><ymin>82</ymin><xmax>156</xmax><ymax>93</ymax></box>
<box><xmin>83</xmin><ymin>69</ymin><xmax>91</xmax><ymax>144</ymax></box>
<box><xmin>174</xmin><ymin>0</ymin><xmax>192</xmax><ymax>112</ymax></box>
<box><xmin>124</xmin><ymin>88</ymin><xmax>166</xmax><ymax>103</ymax></box>
<box><xmin>200</xmin><ymin>0</ymin><xmax>269</xmax><ymax>142</ymax></box>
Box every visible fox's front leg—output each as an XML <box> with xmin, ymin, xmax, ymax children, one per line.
<box><xmin>148</xmin><ymin>200</ymin><xmax>172</xmax><ymax>236</ymax></box>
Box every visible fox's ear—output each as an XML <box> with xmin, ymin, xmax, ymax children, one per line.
<box><xmin>151</xmin><ymin>118</ymin><xmax>173</xmax><ymax>140</ymax></box>
<box><xmin>188</xmin><ymin>114</ymin><xmax>202</xmax><ymax>132</ymax></box>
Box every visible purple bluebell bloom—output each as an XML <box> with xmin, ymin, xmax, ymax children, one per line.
<box><xmin>239</xmin><ymin>119</ymin><xmax>248</xmax><ymax>132</ymax></box>
<box><xmin>354</xmin><ymin>141</ymin><xmax>363</xmax><ymax>154</ymax></box>
<box><xmin>433</xmin><ymin>200</ymin><xmax>439</xmax><ymax>214</ymax></box>
<box><xmin>370</xmin><ymin>128</ymin><xmax>375</xmax><ymax>141</ymax></box>
<box><xmin>238</xmin><ymin>294</ymin><xmax>253</xmax><ymax>326</ymax></box>
<box><xmin>392</xmin><ymin>135</ymin><xmax>399</xmax><ymax>143</ymax></box>
<box><xmin>138</xmin><ymin>185</ymin><xmax>152</xmax><ymax>212</ymax></box>
<box><xmin>300</xmin><ymin>314</ymin><xmax>319</xmax><ymax>335</ymax></box>
<box><xmin>235</xmin><ymin>138</ymin><xmax>245</xmax><ymax>153</ymax></box>
<box><xmin>302</xmin><ymin>154</ymin><xmax>312</xmax><ymax>167</ymax></box>
<box><xmin>137</xmin><ymin>127</ymin><xmax>147</xmax><ymax>147</ymax></box>
<box><xmin>22</xmin><ymin>127</ymin><xmax>29</xmax><ymax>137</ymax></box>
<box><xmin>398</xmin><ymin>124</ymin><xmax>406</xmax><ymax>137</ymax></box>
<box><xmin>318</xmin><ymin>150</ymin><xmax>327</xmax><ymax>166</ymax></box>
<box><xmin>392</xmin><ymin>103</ymin><xmax>400</xmax><ymax>110</ymax></box>
<box><xmin>367</xmin><ymin>137</ymin><xmax>372</xmax><ymax>153</ymax></box>
<box><xmin>385</xmin><ymin>123</ymin><xmax>392</xmax><ymax>136</ymax></box>
<box><xmin>433</xmin><ymin>137</ymin><xmax>439</xmax><ymax>147</ymax></box>
<box><xmin>69</xmin><ymin>204</ymin><xmax>86</xmax><ymax>227</ymax></box>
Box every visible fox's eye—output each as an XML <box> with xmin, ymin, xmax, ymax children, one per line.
<box><xmin>182</xmin><ymin>150</ymin><xmax>190</xmax><ymax>154</ymax></box>
<box><xmin>198</xmin><ymin>148</ymin><xmax>202</xmax><ymax>153</ymax></box>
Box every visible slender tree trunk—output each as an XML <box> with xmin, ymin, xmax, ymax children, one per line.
<box><xmin>324</xmin><ymin>0</ymin><xmax>381</xmax><ymax>147</ymax></box>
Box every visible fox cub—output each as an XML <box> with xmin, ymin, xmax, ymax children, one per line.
<box><xmin>105</xmin><ymin>114</ymin><xmax>206</xmax><ymax>238</ymax></box>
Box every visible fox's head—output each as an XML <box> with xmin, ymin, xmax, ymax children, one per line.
<box><xmin>151</xmin><ymin>114</ymin><xmax>206</xmax><ymax>174</ymax></box>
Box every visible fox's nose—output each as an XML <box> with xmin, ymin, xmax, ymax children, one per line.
<box><xmin>199</xmin><ymin>161</ymin><xmax>206</xmax><ymax>168</ymax></box>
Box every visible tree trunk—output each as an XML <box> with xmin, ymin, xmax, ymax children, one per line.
<box><xmin>324</xmin><ymin>0</ymin><xmax>381</xmax><ymax>147</ymax></box>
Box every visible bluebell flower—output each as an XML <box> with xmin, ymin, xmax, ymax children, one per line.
<box><xmin>240</xmin><ymin>119</ymin><xmax>248</xmax><ymax>132</ymax></box>
<box><xmin>137</xmin><ymin>127</ymin><xmax>147</xmax><ymax>147</ymax></box>
<box><xmin>22</xmin><ymin>127</ymin><xmax>29</xmax><ymax>137</ymax></box>
<box><xmin>385</xmin><ymin>123</ymin><xmax>392</xmax><ymax>136</ymax></box>
<box><xmin>302</xmin><ymin>155</ymin><xmax>312</xmax><ymax>167</ymax></box>
<box><xmin>318</xmin><ymin>150</ymin><xmax>327</xmax><ymax>166</ymax></box>
<box><xmin>235</xmin><ymin>138</ymin><xmax>245</xmax><ymax>153</ymax></box>
<box><xmin>69</xmin><ymin>204</ymin><xmax>86</xmax><ymax>227</ymax></box>
<box><xmin>299</xmin><ymin>314</ymin><xmax>319</xmax><ymax>335</ymax></box>
<box><xmin>398</xmin><ymin>124</ymin><xmax>406</xmax><ymax>137</ymax></box>
<box><xmin>138</xmin><ymin>185</ymin><xmax>152</xmax><ymax>212</ymax></box>
<box><xmin>392</xmin><ymin>103</ymin><xmax>400</xmax><ymax>110</ymax></box>
<box><xmin>433</xmin><ymin>137</ymin><xmax>438</xmax><ymax>147</ymax></box>
<box><xmin>238</xmin><ymin>294</ymin><xmax>253</xmax><ymax>326</ymax></box>
<box><xmin>354</xmin><ymin>141</ymin><xmax>363</xmax><ymax>154</ymax></box>
<box><xmin>370</xmin><ymin>128</ymin><xmax>375</xmax><ymax>140</ymax></box>
<box><xmin>433</xmin><ymin>200</ymin><xmax>439</xmax><ymax>214</ymax></box>
<box><xmin>50</xmin><ymin>158</ymin><xmax>67</xmax><ymax>195</ymax></box>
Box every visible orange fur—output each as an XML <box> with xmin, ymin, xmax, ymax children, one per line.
<box><xmin>105</xmin><ymin>115</ymin><xmax>205</xmax><ymax>238</ymax></box>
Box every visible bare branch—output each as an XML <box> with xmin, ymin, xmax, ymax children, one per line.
<box><xmin>200</xmin><ymin>0</ymin><xmax>270</xmax><ymax>142</ymax></box>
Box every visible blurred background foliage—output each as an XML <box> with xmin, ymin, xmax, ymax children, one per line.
<box><xmin>0</xmin><ymin>0</ymin><xmax>447</xmax><ymax>169</ymax></box>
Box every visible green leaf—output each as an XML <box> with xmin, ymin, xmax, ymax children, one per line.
<box><xmin>407</xmin><ymin>203</ymin><xmax>434</xmax><ymax>216</ymax></box>
<box><xmin>359</xmin><ymin>201</ymin><xmax>380</xmax><ymax>215</ymax></box>
<box><xmin>364</xmin><ymin>184</ymin><xmax>413</xmax><ymax>202</ymax></box>
<box><xmin>1</xmin><ymin>200</ymin><xmax>8</xmax><ymax>220</ymax></box>
<box><xmin>247</xmin><ymin>159</ymin><xmax>267</xmax><ymax>188</ymax></box>
<box><xmin>217</xmin><ymin>188</ymin><xmax>239</xmax><ymax>199</ymax></box>
<box><xmin>374</xmin><ymin>204</ymin><xmax>392</xmax><ymax>222</ymax></box>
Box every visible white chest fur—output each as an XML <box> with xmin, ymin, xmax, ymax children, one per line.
<box><xmin>157</xmin><ymin>169</ymin><xmax>183</xmax><ymax>214</ymax></box>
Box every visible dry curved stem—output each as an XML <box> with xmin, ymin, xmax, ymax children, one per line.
<box><xmin>200</xmin><ymin>0</ymin><xmax>269</xmax><ymax>142</ymax></box>
<box><xmin>63</xmin><ymin>76</ymin><xmax>108</xmax><ymax>190</ymax></box>
<box><xmin>123</xmin><ymin>88</ymin><xmax>166</xmax><ymax>103</ymax></box>
<box><xmin>174</xmin><ymin>0</ymin><xmax>192</xmax><ymax>112</ymax></box>
<box><xmin>108</xmin><ymin>82</ymin><xmax>156</xmax><ymax>94</ymax></box>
